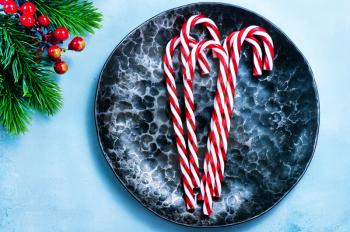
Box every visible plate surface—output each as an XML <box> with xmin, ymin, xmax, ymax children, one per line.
<box><xmin>95</xmin><ymin>2</ymin><xmax>319</xmax><ymax>227</ymax></box>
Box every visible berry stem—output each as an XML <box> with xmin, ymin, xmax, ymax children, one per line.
<box><xmin>34</xmin><ymin>27</ymin><xmax>44</xmax><ymax>35</ymax></box>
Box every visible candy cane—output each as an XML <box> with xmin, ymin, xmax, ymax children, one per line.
<box><xmin>198</xmin><ymin>35</ymin><xmax>261</xmax><ymax>200</ymax></box>
<box><xmin>180</xmin><ymin>14</ymin><xmax>221</xmax><ymax>189</ymax></box>
<box><xmin>163</xmin><ymin>37</ymin><xmax>194</xmax><ymax>209</ymax></box>
<box><xmin>163</xmin><ymin>34</ymin><xmax>216</xmax><ymax>209</ymax></box>
<box><xmin>163</xmin><ymin>31</ymin><xmax>218</xmax><ymax>209</ymax></box>
<box><xmin>185</xmin><ymin>39</ymin><xmax>230</xmax><ymax>215</ymax></box>
<box><xmin>222</xmin><ymin>27</ymin><xmax>274</xmax><ymax>132</ymax></box>
<box><xmin>206</xmin><ymin>34</ymin><xmax>264</xmax><ymax>195</ymax></box>
<box><xmin>218</xmin><ymin>27</ymin><xmax>273</xmax><ymax>181</ymax></box>
<box><xmin>228</xmin><ymin>26</ymin><xmax>274</xmax><ymax>78</ymax></box>
<box><xmin>224</xmin><ymin>26</ymin><xmax>274</xmax><ymax>131</ymax></box>
<box><xmin>201</xmin><ymin>27</ymin><xmax>274</xmax><ymax>216</ymax></box>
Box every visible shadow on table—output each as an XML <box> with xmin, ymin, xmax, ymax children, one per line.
<box><xmin>85</xmin><ymin>76</ymin><xmax>278</xmax><ymax>232</ymax></box>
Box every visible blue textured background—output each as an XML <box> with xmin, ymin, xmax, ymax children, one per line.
<box><xmin>0</xmin><ymin>0</ymin><xmax>349</xmax><ymax>231</ymax></box>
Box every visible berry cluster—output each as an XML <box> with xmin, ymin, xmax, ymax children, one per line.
<box><xmin>1</xmin><ymin>0</ymin><xmax>86</xmax><ymax>74</ymax></box>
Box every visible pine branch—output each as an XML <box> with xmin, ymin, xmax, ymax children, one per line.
<box><xmin>0</xmin><ymin>73</ymin><xmax>32</xmax><ymax>134</ymax></box>
<box><xmin>21</xmin><ymin>0</ymin><xmax>103</xmax><ymax>36</ymax></box>
<box><xmin>0</xmin><ymin>0</ymin><xmax>101</xmax><ymax>134</ymax></box>
<box><xmin>0</xmin><ymin>14</ymin><xmax>62</xmax><ymax>133</ymax></box>
<box><xmin>26</xmin><ymin>74</ymin><xmax>63</xmax><ymax>115</ymax></box>
<box><xmin>1</xmin><ymin>14</ymin><xmax>44</xmax><ymax>83</ymax></box>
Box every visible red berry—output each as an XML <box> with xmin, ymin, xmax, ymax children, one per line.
<box><xmin>53</xmin><ymin>27</ymin><xmax>70</xmax><ymax>41</ymax></box>
<box><xmin>37</xmin><ymin>15</ymin><xmax>50</xmax><ymax>27</ymax></box>
<box><xmin>0</xmin><ymin>0</ymin><xmax>13</xmax><ymax>5</ymax></box>
<box><xmin>3</xmin><ymin>1</ymin><xmax>18</xmax><ymax>14</ymax></box>
<box><xmin>20</xmin><ymin>14</ymin><xmax>35</xmax><ymax>27</ymax></box>
<box><xmin>19</xmin><ymin>2</ymin><xmax>36</xmax><ymax>15</ymax></box>
<box><xmin>68</xmin><ymin>37</ymin><xmax>86</xmax><ymax>52</ymax></box>
<box><xmin>47</xmin><ymin>45</ymin><xmax>62</xmax><ymax>60</ymax></box>
<box><xmin>54</xmin><ymin>61</ymin><xmax>68</xmax><ymax>74</ymax></box>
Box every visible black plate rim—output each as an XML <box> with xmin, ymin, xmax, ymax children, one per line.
<box><xmin>94</xmin><ymin>2</ymin><xmax>320</xmax><ymax>228</ymax></box>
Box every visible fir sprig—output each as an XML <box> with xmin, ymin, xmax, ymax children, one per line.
<box><xmin>0</xmin><ymin>14</ymin><xmax>62</xmax><ymax>134</ymax></box>
<box><xmin>0</xmin><ymin>0</ymin><xmax>102</xmax><ymax>134</ymax></box>
<box><xmin>0</xmin><ymin>75</ymin><xmax>32</xmax><ymax>134</ymax></box>
<box><xmin>21</xmin><ymin>0</ymin><xmax>103</xmax><ymax>36</ymax></box>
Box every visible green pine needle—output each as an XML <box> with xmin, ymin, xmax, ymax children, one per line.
<box><xmin>27</xmin><ymin>0</ymin><xmax>103</xmax><ymax>36</ymax></box>
<box><xmin>0</xmin><ymin>74</ymin><xmax>31</xmax><ymax>134</ymax></box>
<box><xmin>26</xmin><ymin>74</ymin><xmax>63</xmax><ymax>115</ymax></box>
<box><xmin>0</xmin><ymin>15</ymin><xmax>44</xmax><ymax>83</ymax></box>
<box><xmin>0</xmin><ymin>14</ymin><xmax>62</xmax><ymax>114</ymax></box>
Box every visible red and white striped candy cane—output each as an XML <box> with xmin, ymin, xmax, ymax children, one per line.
<box><xmin>163</xmin><ymin>36</ymin><xmax>195</xmax><ymax>210</ymax></box>
<box><xmin>186</xmin><ymin>39</ymin><xmax>230</xmax><ymax>216</ymax></box>
<box><xmin>201</xmin><ymin>27</ymin><xmax>274</xmax><ymax>216</ymax></box>
<box><xmin>163</xmin><ymin>34</ymin><xmax>213</xmax><ymax>210</ymax></box>
<box><xmin>180</xmin><ymin>15</ymin><xmax>233</xmax><ymax>198</ymax></box>
<box><xmin>198</xmin><ymin>27</ymin><xmax>273</xmax><ymax>213</ymax></box>
<box><xmin>199</xmin><ymin>38</ymin><xmax>262</xmax><ymax>201</ymax></box>
<box><xmin>180</xmin><ymin>14</ymin><xmax>221</xmax><ymax>190</ymax></box>
<box><xmin>205</xmin><ymin>33</ymin><xmax>264</xmax><ymax>197</ymax></box>
<box><xmin>228</xmin><ymin>26</ymin><xmax>274</xmax><ymax>78</ymax></box>
<box><xmin>220</xmin><ymin>27</ymin><xmax>274</xmax><ymax>179</ymax></box>
<box><xmin>221</xmin><ymin>27</ymin><xmax>274</xmax><ymax>139</ymax></box>
<box><xmin>200</xmin><ymin>51</ymin><xmax>230</xmax><ymax>201</ymax></box>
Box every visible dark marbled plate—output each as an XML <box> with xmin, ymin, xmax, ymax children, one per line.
<box><xmin>94</xmin><ymin>2</ymin><xmax>319</xmax><ymax>227</ymax></box>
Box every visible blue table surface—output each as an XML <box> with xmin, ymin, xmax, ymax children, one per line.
<box><xmin>1</xmin><ymin>0</ymin><xmax>350</xmax><ymax>231</ymax></box>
